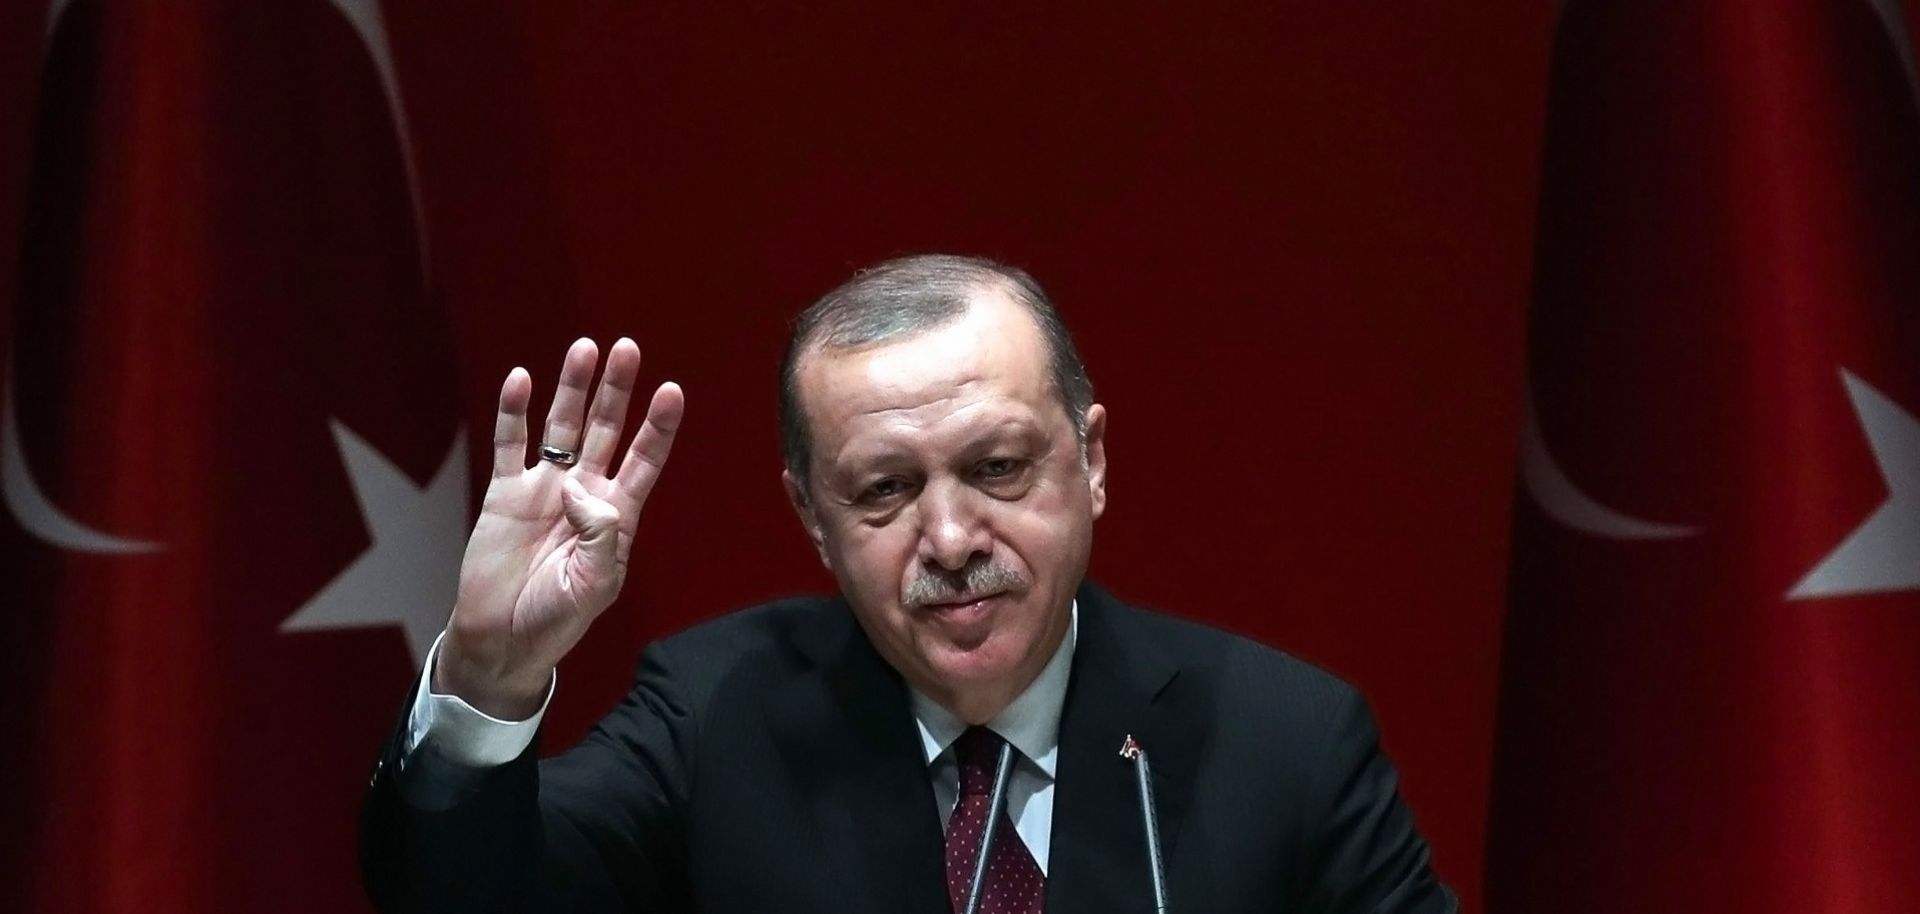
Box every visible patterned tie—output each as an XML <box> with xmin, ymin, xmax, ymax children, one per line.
<box><xmin>944</xmin><ymin>726</ymin><xmax>1046</xmax><ymax>914</ymax></box>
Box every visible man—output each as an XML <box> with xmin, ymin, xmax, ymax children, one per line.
<box><xmin>361</xmin><ymin>254</ymin><xmax>1456</xmax><ymax>913</ymax></box>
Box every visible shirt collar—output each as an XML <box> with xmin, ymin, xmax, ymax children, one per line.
<box><xmin>910</xmin><ymin>601</ymin><xmax>1078</xmax><ymax>778</ymax></box>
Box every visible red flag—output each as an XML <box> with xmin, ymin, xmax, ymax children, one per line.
<box><xmin>1488</xmin><ymin>2</ymin><xmax>1920</xmax><ymax>911</ymax></box>
<box><xmin>2</xmin><ymin>2</ymin><xmax>465</xmax><ymax>911</ymax></box>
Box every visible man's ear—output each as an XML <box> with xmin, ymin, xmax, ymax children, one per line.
<box><xmin>782</xmin><ymin>469</ymin><xmax>832</xmax><ymax>568</ymax></box>
<box><xmin>1083</xmin><ymin>403</ymin><xmax>1108</xmax><ymax>520</ymax></box>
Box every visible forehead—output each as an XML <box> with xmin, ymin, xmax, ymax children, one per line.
<box><xmin>796</xmin><ymin>292</ymin><xmax>1056</xmax><ymax>455</ymax></box>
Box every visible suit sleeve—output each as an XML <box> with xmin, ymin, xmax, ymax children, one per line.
<box><xmin>360</xmin><ymin>639</ymin><xmax>699</xmax><ymax>914</ymax></box>
<box><xmin>1293</xmin><ymin>688</ymin><xmax>1458</xmax><ymax>914</ymax></box>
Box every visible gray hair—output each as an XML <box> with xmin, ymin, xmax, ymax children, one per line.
<box><xmin>779</xmin><ymin>254</ymin><xmax>1095</xmax><ymax>498</ymax></box>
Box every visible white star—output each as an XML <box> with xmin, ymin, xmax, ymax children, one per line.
<box><xmin>281</xmin><ymin>420</ymin><xmax>469</xmax><ymax>666</ymax></box>
<box><xmin>1787</xmin><ymin>370</ymin><xmax>1920</xmax><ymax>599</ymax></box>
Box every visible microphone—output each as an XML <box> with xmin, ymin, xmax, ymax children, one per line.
<box><xmin>1120</xmin><ymin>734</ymin><xmax>1171</xmax><ymax>914</ymax></box>
<box><xmin>961</xmin><ymin>739</ymin><xmax>1017</xmax><ymax>914</ymax></box>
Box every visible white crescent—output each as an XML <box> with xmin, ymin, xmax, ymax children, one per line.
<box><xmin>1520</xmin><ymin>389</ymin><xmax>1700</xmax><ymax>540</ymax></box>
<box><xmin>9</xmin><ymin>0</ymin><xmax>424</xmax><ymax>555</ymax></box>
<box><xmin>2</xmin><ymin>365</ymin><xmax>163</xmax><ymax>553</ymax></box>
<box><xmin>328</xmin><ymin>0</ymin><xmax>431</xmax><ymax>277</ymax></box>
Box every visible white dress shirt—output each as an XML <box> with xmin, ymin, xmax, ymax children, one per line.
<box><xmin>405</xmin><ymin>603</ymin><xmax>1080</xmax><ymax>874</ymax></box>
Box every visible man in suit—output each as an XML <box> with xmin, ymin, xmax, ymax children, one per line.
<box><xmin>361</xmin><ymin>254</ymin><xmax>1457</xmax><ymax>913</ymax></box>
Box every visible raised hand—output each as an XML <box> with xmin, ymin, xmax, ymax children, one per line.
<box><xmin>434</xmin><ymin>337</ymin><xmax>685</xmax><ymax>719</ymax></box>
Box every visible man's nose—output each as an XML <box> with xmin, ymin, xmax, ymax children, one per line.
<box><xmin>917</xmin><ymin>479</ymin><xmax>991</xmax><ymax>571</ymax></box>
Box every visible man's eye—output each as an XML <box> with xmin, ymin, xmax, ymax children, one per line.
<box><xmin>864</xmin><ymin>478</ymin><xmax>907</xmax><ymax>500</ymax></box>
<box><xmin>979</xmin><ymin>459</ymin><xmax>1020</xmax><ymax>479</ymax></box>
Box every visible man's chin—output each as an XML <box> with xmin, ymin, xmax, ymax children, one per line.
<box><xmin>913</xmin><ymin>632</ymin><xmax>1029</xmax><ymax>696</ymax></box>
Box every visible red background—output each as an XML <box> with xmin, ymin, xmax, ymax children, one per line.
<box><xmin>0</xmin><ymin>4</ymin><xmax>1570</xmax><ymax>909</ymax></box>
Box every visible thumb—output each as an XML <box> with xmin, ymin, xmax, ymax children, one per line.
<box><xmin>561</xmin><ymin>477</ymin><xmax>623</xmax><ymax>589</ymax></box>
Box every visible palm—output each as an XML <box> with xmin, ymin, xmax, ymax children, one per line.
<box><xmin>441</xmin><ymin>338</ymin><xmax>684</xmax><ymax>710</ymax></box>
<box><xmin>466</xmin><ymin>471</ymin><xmax>616</xmax><ymax>641</ymax></box>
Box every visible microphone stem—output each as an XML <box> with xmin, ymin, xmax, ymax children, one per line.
<box><xmin>1128</xmin><ymin>743</ymin><xmax>1171</xmax><ymax>914</ymax></box>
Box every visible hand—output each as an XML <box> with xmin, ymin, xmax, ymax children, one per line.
<box><xmin>434</xmin><ymin>337</ymin><xmax>684</xmax><ymax>719</ymax></box>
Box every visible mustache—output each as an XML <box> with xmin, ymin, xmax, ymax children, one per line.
<box><xmin>902</xmin><ymin>562</ymin><xmax>1028</xmax><ymax>608</ymax></box>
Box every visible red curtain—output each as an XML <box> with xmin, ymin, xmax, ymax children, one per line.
<box><xmin>1490</xmin><ymin>3</ymin><xmax>1920</xmax><ymax>910</ymax></box>
<box><xmin>2</xmin><ymin>2</ymin><xmax>460</xmax><ymax>910</ymax></box>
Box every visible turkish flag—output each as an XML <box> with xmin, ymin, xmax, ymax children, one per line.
<box><xmin>1</xmin><ymin>2</ymin><xmax>468</xmax><ymax>912</ymax></box>
<box><xmin>1487</xmin><ymin>3</ymin><xmax>1920</xmax><ymax>912</ymax></box>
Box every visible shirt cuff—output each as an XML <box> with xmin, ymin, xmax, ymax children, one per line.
<box><xmin>404</xmin><ymin>630</ymin><xmax>555</xmax><ymax>768</ymax></box>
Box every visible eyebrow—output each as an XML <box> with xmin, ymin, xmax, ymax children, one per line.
<box><xmin>830</xmin><ymin>417</ymin><xmax>1046</xmax><ymax>476</ymax></box>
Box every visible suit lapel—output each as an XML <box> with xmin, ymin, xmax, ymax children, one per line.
<box><xmin>1046</xmin><ymin>585</ymin><xmax>1201</xmax><ymax>914</ymax></box>
<box><xmin>768</xmin><ymin>603</ymin><xmax>950</xmax><ymax>914</ymax></box>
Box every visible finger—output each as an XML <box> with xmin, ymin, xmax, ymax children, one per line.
<box><xmin>575</xmin><ymin>337</ymin><xmax>642</xmax><ymax>475</ymax></box>
<box><xmin>612</xmin><ymin>382</ymin><xmax>685</xmax><ymax>522</ymax></box>
<box><xmin>491</xmin><ymin>367</ymin><xmax>533</xmax><ymax>478</ymax></box>
<box><xmin>540</xmin><ymin>338</ymin><xmax>599</xmax><ymax>457</ymax></box>
<box><xmin>560</xmin><ymin>476</ymin><xmax>624</xmax><ymax>597</ymax></box>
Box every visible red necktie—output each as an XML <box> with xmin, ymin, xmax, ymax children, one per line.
<box><xmin>943</xmin><ymin>726</ymin><xmax>1046</xmax><ymax>914</ymax></box>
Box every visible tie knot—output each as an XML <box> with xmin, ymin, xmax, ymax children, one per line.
<box><xmin>953</xmin><ymin>726</ymin><xmax>1006</xmax><ymax>796</ymax></box>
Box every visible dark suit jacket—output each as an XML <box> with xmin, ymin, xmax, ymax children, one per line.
<box><xmin>361</xmin><ymin>583</ymin><xmax>1456</xmax><ymax>913</ymax></box>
